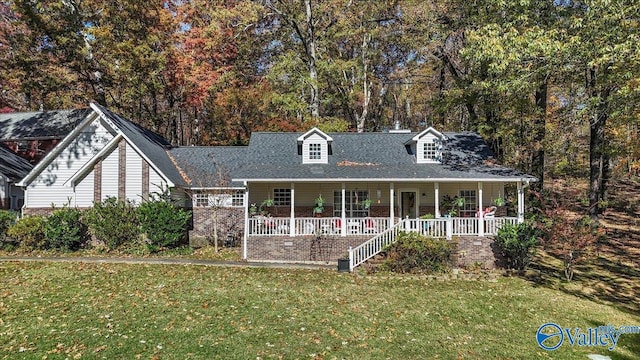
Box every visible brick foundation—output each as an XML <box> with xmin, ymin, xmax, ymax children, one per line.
<box><xmin>246</xmin><ymin>234</ymin><xmax>502</xmax><ymax>268</ymax></box>
<box><xmin>454</xmin><ymin>236</ymin><xmax>503</xmax><ymax>269</ymax></box>
<box><xmin>246</xmin><ymin>235</ymin><xmax>369</xmax><ymax>263</ymax></box>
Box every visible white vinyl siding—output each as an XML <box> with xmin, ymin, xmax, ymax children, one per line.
<box><xmin>416</xmin><ymin>133</ymin><xmax>441</xmax><ymax>164</ymax></box>
<box><xmin>74</xmin><ymin>170</ymin><xmax>94</xmax><ymax>207</ymax></box>
<box><xmin>148</xmin><ymin>167</ymin><xmax>166</xmax><ymax>194</ymax></box>
<box><xmin>125</xmin><ymin>144</ymin><xmax>143</xmax><ymax>203</ymax></box>
<box><xmin>25</xmin><ymin>119</ymin><xmax>113</xmax><ymax>208</ymax></box>
<box><xmin>101</xmin><ymin>147</ymin><xmax>119</xmax><ymax>200</ymax></box>
<box><xmin>302</xmin><ymin>133</ymin><xmax>328</xmax><ymax>164</ymax></box>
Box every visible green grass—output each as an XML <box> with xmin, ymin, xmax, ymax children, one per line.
<box><xmin>0</xmin><ymin>262</ymin><xmax>638</xmax><ymax>359</ymax></box>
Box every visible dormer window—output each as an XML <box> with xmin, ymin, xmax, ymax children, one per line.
<box><xmin>422</xmin><ymin>139</ymin><xmax>441</xmax><ymax>162</ymax></box>
<box><xmin>406</xmin><ymin>126</ymin><xmax>445</xmax><ymax>164</ymax></box>
<box><xmin>297</xmin><ymin>127</ymin><xmax>333</xmax><ymax>164</ymax></box>
<box><xmin>309</xmin><ymin>143</ymin><xmax>322</xmax><ymax>160</ymax></box>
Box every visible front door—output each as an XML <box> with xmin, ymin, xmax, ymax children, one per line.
<box><xmin>400</xmin><ymin>191</ymin><xmax>417</xmax><ymax>219</ymax></box>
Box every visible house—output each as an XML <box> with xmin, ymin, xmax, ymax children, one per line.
<box><xmin>234</xmin><ymin>127</ymin><xmax>536</xmax><ymax>269</ymax></box>
<box><xmin>15</xmin><ymin>104</ymin><xmax>536</xmax><ymax>270</ymax></box>
<box><xmin>15</xmin><ymin>103</ymin><xmax>244</xmax><ymax>243</ymax></box>
<box><xmin>0</xmin><ymin>143</ymin><xmax>33</xmax><ymax>210</ymax></box>
<box><xmin>0</xmin><ymin>109</ymin><xmax>90</xmax><ymax>164</ymax></box>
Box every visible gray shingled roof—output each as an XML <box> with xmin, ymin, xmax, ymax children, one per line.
<box><xmin>233</xmin><ymin>131</ymin><xmax>535</xmax><ymax>182</ymax></box>
<box><xmin>92</xmin><ymin>104</ymin><xmax>189</xmax><ymax>187</ymax></box>
<box><xmin>168</xmin><ymin>147</ymin><xmax>247</xmax><ymax>187</ymax></box>
<box><xmin>0</xmin><ymin>109</ymin><xmax>91</xmax><ymax>141</ymax></box>
<box><xmin>0</xmin><ymin>144</ymin><xmax>33</xmax><ymax>182</ymax></box>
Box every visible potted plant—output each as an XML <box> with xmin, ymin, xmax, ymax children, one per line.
<box><xmin>313</xmin><ymin>195</ymin><xmax>325</xmax><ymax>216</ymax></box>
<box><xmin>493</xmin><ymin>197</ymin><xmax>505</xmax><ymax>206</ymax></box>
<box><xmin>420</xmin><ymin>213</ymin><xmax>435</xmax><ymax>232</ymax></box>
<box><xmin>360</xmin><ymin>198</ymin><xmax>372</xmax><ymax>209</ymax></box>
<box><xmin>259</xmin><ymin>198</ymin><xmax>274</xmax><ymax>216</ymax></box>
<box><xmin>441</xmin><ymin>195</ymin><xmax>465</xmax><ymax>217</ymax></box>
<box><xmin>337</xmin><ymin>253</ymin><xmax>350</xmax><ymax>272</ymax></box>
<box><xmin>249</xmin><ymin>203</ymin><xmax>258</xmax><ymax>216</ymax></box>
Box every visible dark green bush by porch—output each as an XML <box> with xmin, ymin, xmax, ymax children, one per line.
<box><xmin>7</xmin><ymin>215</ymin><xmax>47</xmax><ymax>249</ymax></box>
<box><xmin>138</xmin><ymin>199</ymin><xmax>190</xmax><ymax>248</ymax></box>
<box><xmin>0</xmin><ymin>209</ymin><xmax>17</xmax><ymax>239</ymax></box>
<box><xmin>44</xmin><ymin>207</ymin><xmax>89</xmax><ymax>251</ymax></box>
<box><xmin>85</xmin><ymin>197</ymin><xmax>140</xmax><ymax>250</ymax></box>
<box><xmin>494</xmin><ymin>222</ymin><xmax>539</xmax><ymax>270</ymax></box>
<box><xmin>381</xmin><ymin>232</ymin><xmax>454</xmax><ymax>273</ymax></box>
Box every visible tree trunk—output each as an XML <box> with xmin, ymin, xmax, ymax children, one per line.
<box><xmin>587</xmin><ymin>66</ymin><xmax>610</xmax><ymax>218</ymax></box>
<box><xmin>532</xmin><ymin>79</ymin><xmax>548</xmax><ymax>191</ymax></box>
<box><xmin>305</xmin><ymin>0</ymin><xmax>319</xmax><ymax>120</ymax></box>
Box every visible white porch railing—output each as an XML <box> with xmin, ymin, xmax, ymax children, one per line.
<box><xmin>349</xmin><ymin>220</ymin><xmax>406</xmax><ymax>271</ymax></box>
<box><xmin>247</xmin><ymin>216</ymin><xmax>518</xmax><ymax>238</ymax></box>
<box><xmin>248</xmin><ymin>217</ymin><xmax>391</xmax><ymax>237</ymax></box>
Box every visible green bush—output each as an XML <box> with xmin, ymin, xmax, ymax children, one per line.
<box><xmin>45</xmin><ymin>207</ymin><xmax>89</xmax><ymax>251</ymax></box>
<box><xmin>494</xmin><ymin>222</ymin><xmax>539</xmax><ymax>270</ymax></box>
<box><xmin>85</xmin><ymin>197</ymin><xmax>140</xmax><ymax>250</ymax></box>
<box><xmin>138</xmin><ymin>199</ymin><xmax>190</xmax><ymax>248</ymax></box>
<box><xmin>0</xmin><ymin>210</ymin><xmax>17</xmax><ymax>239</ymax></box>
<box><xmin>7</xmin><ymin>215</ymin><xmax>47</xmax><ymax>249</ymax></box>
<box><xmin>381</xmin><ymin>232</ymin><xmax>455</xmax><ymax>273</ymax></box>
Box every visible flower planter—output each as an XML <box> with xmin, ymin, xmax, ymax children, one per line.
<box><xmin>337</xmin><ymin>258</ymin><xmax>350</xmax><ymax>272</ymax></box>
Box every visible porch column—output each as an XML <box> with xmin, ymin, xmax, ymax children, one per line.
<box><xmin>434</xmin><ymin>182</ymin><xmax>440</xmax><ymax>218</ymax></box>
<box><xmin>290</xmin><ymin>183</ymin><xmax>295</xmax><ymax>237</ymax></box>
<box><xmin>243</xmin><ymin>181</ymin><xmax>249</xmax><ymax>260</ymax></box>
<box><xmin>389</xmin><ymin>182</ymin><xmax>395</xmax><ymax>226</ymax></box>
<box><xmin>517</xmin><ymin>181</ymin><xmax>525</xmax><ymax>223</ymax></box>
<box><xmin>478</xmin><ymin>182</ymin><xmax>484</xmax><ymax>237</ymax></box>
<box><xmin>341</xmin><ymin>183</ymin><xmax>346</xmax><ymax>236</ymax></box>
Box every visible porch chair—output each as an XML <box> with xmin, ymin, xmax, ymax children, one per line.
<box><xmin>481</xmin><ymin>206</ymin><xmax>497</xmax><ymax>218</ymax></box>
<box><xmin>332</xmin><ymin>218</ymin><xmax>342</xmax><ymax>234</ymax></box>
<box><xmin>363</xmin><ymin>217</ymin><xmax>377</xmax><ymax>233</ymax></box>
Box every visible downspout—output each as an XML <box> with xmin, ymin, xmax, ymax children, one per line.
<box><xmin>243</xmin><ymin>181</ymin><xmax>249</xmax><ymax>260</ymax></box>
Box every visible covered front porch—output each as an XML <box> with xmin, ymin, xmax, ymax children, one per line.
<box><xmin>243</xmin><ymin>180</ymin><xmax>529</xmax><ymax>241</ymax></box>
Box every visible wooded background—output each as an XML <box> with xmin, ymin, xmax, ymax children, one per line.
<box><xmin>1</xmin><ymin>0</ymin><xmax>639</xmax><ymax>216</ymax></box>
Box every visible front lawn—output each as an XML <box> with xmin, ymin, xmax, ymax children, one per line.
<box><xmin>0</xmin><ymin>262</ymin><xmax>638</xmax><ymax>359</ymax></box>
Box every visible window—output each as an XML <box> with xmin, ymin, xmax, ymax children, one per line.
<box><xmin>333</xmin><ymin>190</ymin><xmax>369</xmax><ymax>218</ymax></box>
<box><xmin>422</xmin><ymin>140</ymin><xmax>440</xmax><ymax>162</ymax></box>
<box><xmin>193</xmin><ymin>191</ymin><xmax>245</xmax><ymax>208</ymax></box>
<box><xmin>459</xmin><ymin>190</ymin><xmax>476</xmax><ymax>217</ymax></box>
<box><xmin>194</xmin><ymin>193</ymin><xmax>209</xmax><ymax>207</ymax></box>
<box><xmin>232</xmin><ymin>190</ymin><xmax>245</xmax><ymax>207</ymax></box>
<box><xmin>309</xmin><ymin>143</ymin><xmax>322</xmax><ymax>160</ymax></box>
<box><xmin>273</xmin><ymin>188</ymin><xmax>291</xmax><ymax>206</ymax></box>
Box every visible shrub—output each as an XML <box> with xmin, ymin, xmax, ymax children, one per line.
<box><xmin>494</xmin><ymin>222</ymin><xmax>539</xmax><ymax>270</ymax></box>
<box><xmin>381</xmin><ymin>232</ymin><xmax>454</xmax><ymax>273</ymax></box>
<box><xmin>0</xmin><ymin>209</ymin><xmax>17</xmax><ymax>239</ymax></box>
<box><xmin>138</xmin><ymin>199</ymin><xmax>191</xmax><ymax>248</ymax></box>
<box><xmin>45</xmin><ymin>207</ymin><xmax>89</xmax><ymax>251</ymax></box>
<box><xmin>7</xmin><ymin>216</ymin><xmax>47</xmax><ymax>249</ymax></box>
<box><xmin>84</xmin><ymin>197</ymin><xmax>140</xmax><ymax>250</ymax></box>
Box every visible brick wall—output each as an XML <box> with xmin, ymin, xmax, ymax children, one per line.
<box><xmin>189</xmin><ymin>207</ymin><xmax>244</xmax><ymax>247</ymax></box>
<box><xmin>246</xmin><ymin>235</ymin><xmax>369</xmax><ymax>263</ymax></box>
<box><xmin>454</xmin><ymin>236</ymin><xmax>503</xmax><ymax>269</ymax></box>
<box><xmin>246</xmin><ymin>234</ymin><xmax>503</xmax><ymax>268</ymax></box>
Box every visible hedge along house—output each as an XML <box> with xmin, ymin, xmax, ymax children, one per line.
<box><xmin>234</xmin><ymin>127</ymin><xmax>537</xmax><ymax>269</ymax></box>
<box><xmin>15</xmin><ymin>103</ymin><xmax>244</xmax><ymax>244</ymax></box>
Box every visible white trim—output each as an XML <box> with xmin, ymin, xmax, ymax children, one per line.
<box><xmin>183</xmin><ymin>186</ymin><xmax>246</xmax><ymax>190</ymax></box>
<box><xmin>16</xmin><ymin>111</ymin><xmax>99</xmax><ymax>187</ymax></box>
<box><xmin>89</xmin><ymin>103</ymin><xmax>176</xmax><ymax>188</ymax></box>
<box><xmin>234</xmin><ymin>177</ymin><xmax>536</xmax><ymax>183</ymax></box>
<box><xmin>296</xmin><ymin>127</ymin><xmax>333</xmax><ymax>142</ymax></box>
<box><xmin>408</xmin><ymin>126</ymin><xmax>445</xmax><ymax>143</ymax></box>
<box><xmin>63</xmin><ymin>133</ymin><xmax>123</xmax><ymax>187</ymax></box>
